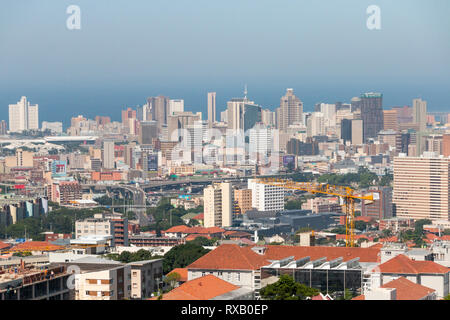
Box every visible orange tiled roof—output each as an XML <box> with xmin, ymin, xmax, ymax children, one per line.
<box><xmin>352</xmin><ymin>277</ymin><xmax>435</xmax><ymax>300</ymax></box>
<box><xmin>187</xmin><ymin>244</ymin><xmax>381</xmax><ymax>271</ymax></box>
<box><xmin>163</xmin><ymin>225</ymin><xmax>191</xmax><ymax>233</ymax></box>
<box><xmin>151</xmin><ymin>275</ymin><xmax>239</xmax><ymax>300</ymax></box>
<box><xmin>379</xmin><ymin>236</ymin><xmax>398</xmax><ymax>243</ymax></box>
<box><xmin>335</xmin><ymin>234</ymin><xmax>374</xmax><ymax>241</ymax></box>
<box><xmin>0</xmin><ymin>241</ymin><xmax>10</xmax><ymax>250</ymax></box>
<box><xmin>167</xmin><ymin>268</ymin><xmax>188</xmax><ymax>282</ymax></box>
<box><xmin>163</xmin><ymin>226</ymin><xmax>224</xmax><ymax>235</ymax></box>
<box><xmin>185</xmin><ymin>234</ymin><xmax>212</xmax><ymax>241</ymax></box>
<box><xmin>193</xmin><ymin>213</ymin><xmax>204</xmax><ymax>220</ymax></box>
<box><xmin>377</xmin><ymin>254</ymin><xmax>449</xmax><ymax>274</ymax></box>
<box><xmin>10</xmin><ymin>241</ymin><xmax>64</xmax><ymax>252</ymax></box>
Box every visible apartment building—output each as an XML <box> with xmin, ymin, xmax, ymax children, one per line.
<box><xmin>393</xmin><ymin>153</ymin><xmax>450</xmax><ymax>221</ymax></box>
<box><xmin>75</xmin><ymin>213</ymin><xmax>128</xmax><ymax>247</ymax></box>
<box><xmin>234</xmin><ymin>189</ymin><xmax>253</xmax><ymax>215</ymax></box>
<box><xmin>204</xmin><ymin>182</ymin><xmax>233</xmax><ymax>228</ymax></box>
<box><xmin>129</xmin><ymin>259</ymin><xmax>163</xmax><ymax>299</ymax></box>
<box><xmin>75</xmin><ymin>264</ymin><xmax>132</xmax><ymax>300</ymax></box>
<box><xmin>248</xmin><ymin>179</ymin><xmax>285</xmax><ymax>212</ymax></box>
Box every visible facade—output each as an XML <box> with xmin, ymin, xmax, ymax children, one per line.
<box><xmin>102</xmin><ymin>140</ymin><xmax>115</xmax><ymax>169</ymax></box>
<box><xmin>129</xmin><ymin>260</ymin><xmax>163</xmax><ymax>299</ymax></box>
<box><xmin>138</xmin><ymin>121</ymin><xmax>158</xmax><ymax>145</ymax></box>
<box><xmin>0</xmin><ymin>264</ymin><xmax>70</xmax><ymax>300</ymax></box>
<box><xmin>248</xmin><ymin>179</ymin><xmax>284</xmax><ymax>212</ymax></box>
<box><xmin>360</xmin><ymin>93</ymin><xmax>383</xmax><ymax>141</ymax></box>
<box><xmin>168</xmin><ymin>99</ymin><xmax>184</xmax><ymax>115</ymax></box>
<box><xmin>234</xmin><ymin>189</ymin><xmax>253</xmax><ymax>215</ymax></box>
<box><xmin>8</xmin><ymin>96</ymin><xmax>39</xmax><ymax>133</ymax></box>
<box><xmin>413</xmin><ymin>98</ymin><xmax>427</xmax><ymax>132</ymax></box>
<box><xmin>47</xmin><ymin>181</ymin><xmax>82</xmax><ymax>205</ymax></box>
<box><xmin>383</xmin><ymin>110</ymin><xmax>398</xmax><ymax>131</ymax></box>
<box><xmin>351</xmin><ymin>119</ymin><xmax>364</xmax><ymax>145</ymax></box>
<box><xmin>393</xmin><ymin>154</ymin><xmax>450</xmax><ymax>221</ymax></box>
<box><xmin>278</xmin><ymin>89</ymin><xmax>303</xmax><ymax>132</ymax></box>
<box><xmin>75</xmin><ymin>265</ymin><xmax>131</xmax><ymax>300</ymax></box>
<box><xmin>362</xmin><ymin>187</ymin><xmax>393</xmax><ymax>220</ymax></box>
<box><xmin>204</xmin><ymin>182</ymin><xmax>233</xmax><ymax>228</ymax></box>
<box><xmin>207</xmin><ymin>92</ymin><xmax>216</xmax><ymax>126</ymax></box>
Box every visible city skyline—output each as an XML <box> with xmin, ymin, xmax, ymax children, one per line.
<box><xmin>1</xmin><ymin>0</ymin><xmax>450</xmax><ymax>124</ymax></box>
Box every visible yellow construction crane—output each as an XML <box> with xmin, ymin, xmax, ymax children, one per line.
<box><xmin>256</xmin><ymin>178</ymin><xmax>377</xmax><ymax>247</ymax></box>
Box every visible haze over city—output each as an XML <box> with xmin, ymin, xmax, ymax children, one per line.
<box><xmin>1</xmin><ymin>0</ymin><xmax>450</xmax><ymax>125</ymax></box>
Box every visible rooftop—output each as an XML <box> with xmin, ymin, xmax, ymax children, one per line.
<box><xmin>376</xmin><ymin>254</ymin><xmax>449</xmax><ymax>274</ymax></box>
<box><xmin>151</xmin><ymin>275</ymin><xmax>240</xmax><ymax>300</ymax></box>
<box><xmin>188</xmin><ymin>244</ymin><xmax>381</xmax><ymax>271</ymax></box>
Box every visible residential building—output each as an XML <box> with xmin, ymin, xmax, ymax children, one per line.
<box><xmin>248</xmin><ymin>179</ymin><xmax>284</xmax><ymax>212</ymax></box>
<box><xmin>102</xmin><ymin>140</ymin><xmax>115</xmax><ymax>169</ymax></box>
<box><xmin>234</xmin><ymin>189</ymin><xmax>253</xmax><ymax>215</ymax></box>
<box><xmin>393</xmin><ymin>153</ymin><xmax>450</xmax><ymax>221</ymax></box>
<box><xmin>8</xmin><ymin>96</ymin><xmax>39</xmax><ymax>133</ymax></box>
<box><xmin>204</xmin><ymin>182</ymin><xmax>233</xmax><ymax>228</ymax></box>
<box><xmin>129</xmin><ymin>259</ymin><xmax>163</xmax><ymax>299</ymax></box>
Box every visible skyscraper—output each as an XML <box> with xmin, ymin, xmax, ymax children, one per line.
<box><xmin>383</xmin><ymin>110</ymin><xmax>398</xmax><ymax>131</ymax></box>
<box><xmin>413</xmin><ymin>98</ymin><xmax>427</xmax><ymax>132</ymax></box>
<box><xmin>138</xmin><ymin>121</ymin><xmax>158</xmax><ymax>145</ymax></box>
<box><xmin>278</xmin><ymin>89</ymin><xmax>303</xmax><ymax>132</ymax></box>
<box><xmin>207</xmin><ymin>92</ymin><xmax>216</xmax><ymax>127</ymax></box>
<box><xmin>8</xmin><ymin>96</ymin><xmax>39</xmax><ymax>132</ymax></box>
<box><xmin>360</xmin><ymin>92</ymin><xmax>383</xmax><ymax>141</ymax></box>
<box><xmin>102</xmin><ymin>140</ymin><xmax>115</xmax><ymax>169</ymax></box>
<box><xmin>147</xmin><ymin>96</ymin><xmax>170</xmax><ymax>132</ymax></box>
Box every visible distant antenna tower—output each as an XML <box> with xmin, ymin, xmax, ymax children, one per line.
<box><xmin>244</xmin><ymin>84</ymin><xmax>248</xmax><ymax>100</ymax></box>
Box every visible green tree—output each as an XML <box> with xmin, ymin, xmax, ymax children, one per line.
<box><xmin>443</xmin><ymin>294</ymin><xmax>450</xmax><ymax>300</ymax></box>
<box><xmin>259</xmin><ymin>275</ymin><xmax>319</xmax><ymax>300</ymax></box>
<box><xmin>164</xmin><ymin>272</ymin><xmax>181</xmax><ymax>289</ymax></box>
<box><xmin>162</xmin><ymin>242</ymin><xmax>210</xmax><ymax>274</ymax></box>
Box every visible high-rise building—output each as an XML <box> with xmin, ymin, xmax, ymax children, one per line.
<box><xmin>234</xmin><ymin>189</ymin><xmax>253</xmax><ymax>215</ymax></box>
<box><xmin>8</xmin><ymin>96</ymin><xmax>39</xmax><ymax>132</ymax></box>
<box><xmin>341</xmin><ymin>119</ymin><xmax>352</xmax><ymax>143</ymax></box>
<box><xmin>227</xmin><ymin>97</ymin><xmax>259</xmax><ymax>131</ymax></box>
<box><xmin>168</xmin><ymin>99</ymin><xmax>184</xmax><ymax>115</ymax></box>
<box><xmin>413</xmin><ymin>98</ymin><xmax>427</xmax><ymax>132</ymax></box>
<box><xmin>360</xmin><ymin>92</ymin><xmax>383</xmax><ymax>141</ymax></box>
<box><xmin>0</xmin><ymin>120</ymin><xmax>8</xmax><ymax>135</ymax></box>
<box><xmin>207</xmin><ymin>92</ymin><xmax>216</xmax><ymax>126</ymax></box>
<box><xmin>351</xmin><ymin>119</ymin><xmax>364</xmax><ymax>145</ymax></box>
<box><xmin>138</xmin><ymin>121</ymin><xmax>158</xmax><ymax>145</ymax></box>
<box><xmin>278</xmin><ymin>89</ymin><xmax>303</xmax><ymax>132</ymax></box>
<box><xmin>393</xmin><ymin>153</ymin><xmax>450</xmax><ymax>221</ymax></box>
<box><xmin>383</xmin><ymin>110</ymin><xmax>398</xmax><ymax>131</ymax></box>
<box><xmin>147</xmin><ymin>96</ymin><xmax>170</xmax><ymax>132</ymax></box>
<box><xmin>103</xmin><ymin>141</ymin><xmax>115</xmax><ymax>169</ymax></box>
<box><xmin>248</xmin><ymin>179</ymin><xmax>285</xmax><ymax>212</ymax></box>
<box><xmin>362</xmin><ymin>187</ymin><xmax>393</xmax><ymax>220</ymax></box>
<box><xmin>204</xmin><ymin>182</ymin><xmax>233</xmax><ymax>228</ymax></box>
<box><xmin>442</xmin><ymin>134</ymin><xmax>450</xmax><ymax>157</ymax></box>
<box><xmin>261</xmin><ymin>109</ymin><xmax>276</xmax><ymax>127</ymax></box>
<box><xmin>122</xmin><ymin>108</ymin><xmax>136</xmax><ymax>126</ymax></box>
<box><xmin>249</xmin><ymin>123</ymin><xmax>272</xmax><ymax>165</ymax></box>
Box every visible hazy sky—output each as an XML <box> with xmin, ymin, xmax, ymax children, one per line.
<box><xmin>1</xmin><ymin>0</ymin><xmax>450</xmax><ymax>125</ymax></box>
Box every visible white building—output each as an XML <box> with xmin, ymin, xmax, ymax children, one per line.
<box><xmin>8</xmin><ymin>96</ymin><xmax>39</xmax><ymax>132</ymax></box>
<box><xmin>42</xmin><ymin>121</ymin><xmax>63</xmax><ymax>134</ymax></box>
<box><xmin>169</xmin><ymin>99</ymin><xmax>184</xmax><ymax>115</ymax></box>
<box><xmin>248</xmin><ymin>179</ymin><xmax>284</xmax><ymax>212</ymax></box>
<box><xmin>249</xmin><ymin>123</ymin><xmax>272</xmax><ymax>165</ymax></box>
